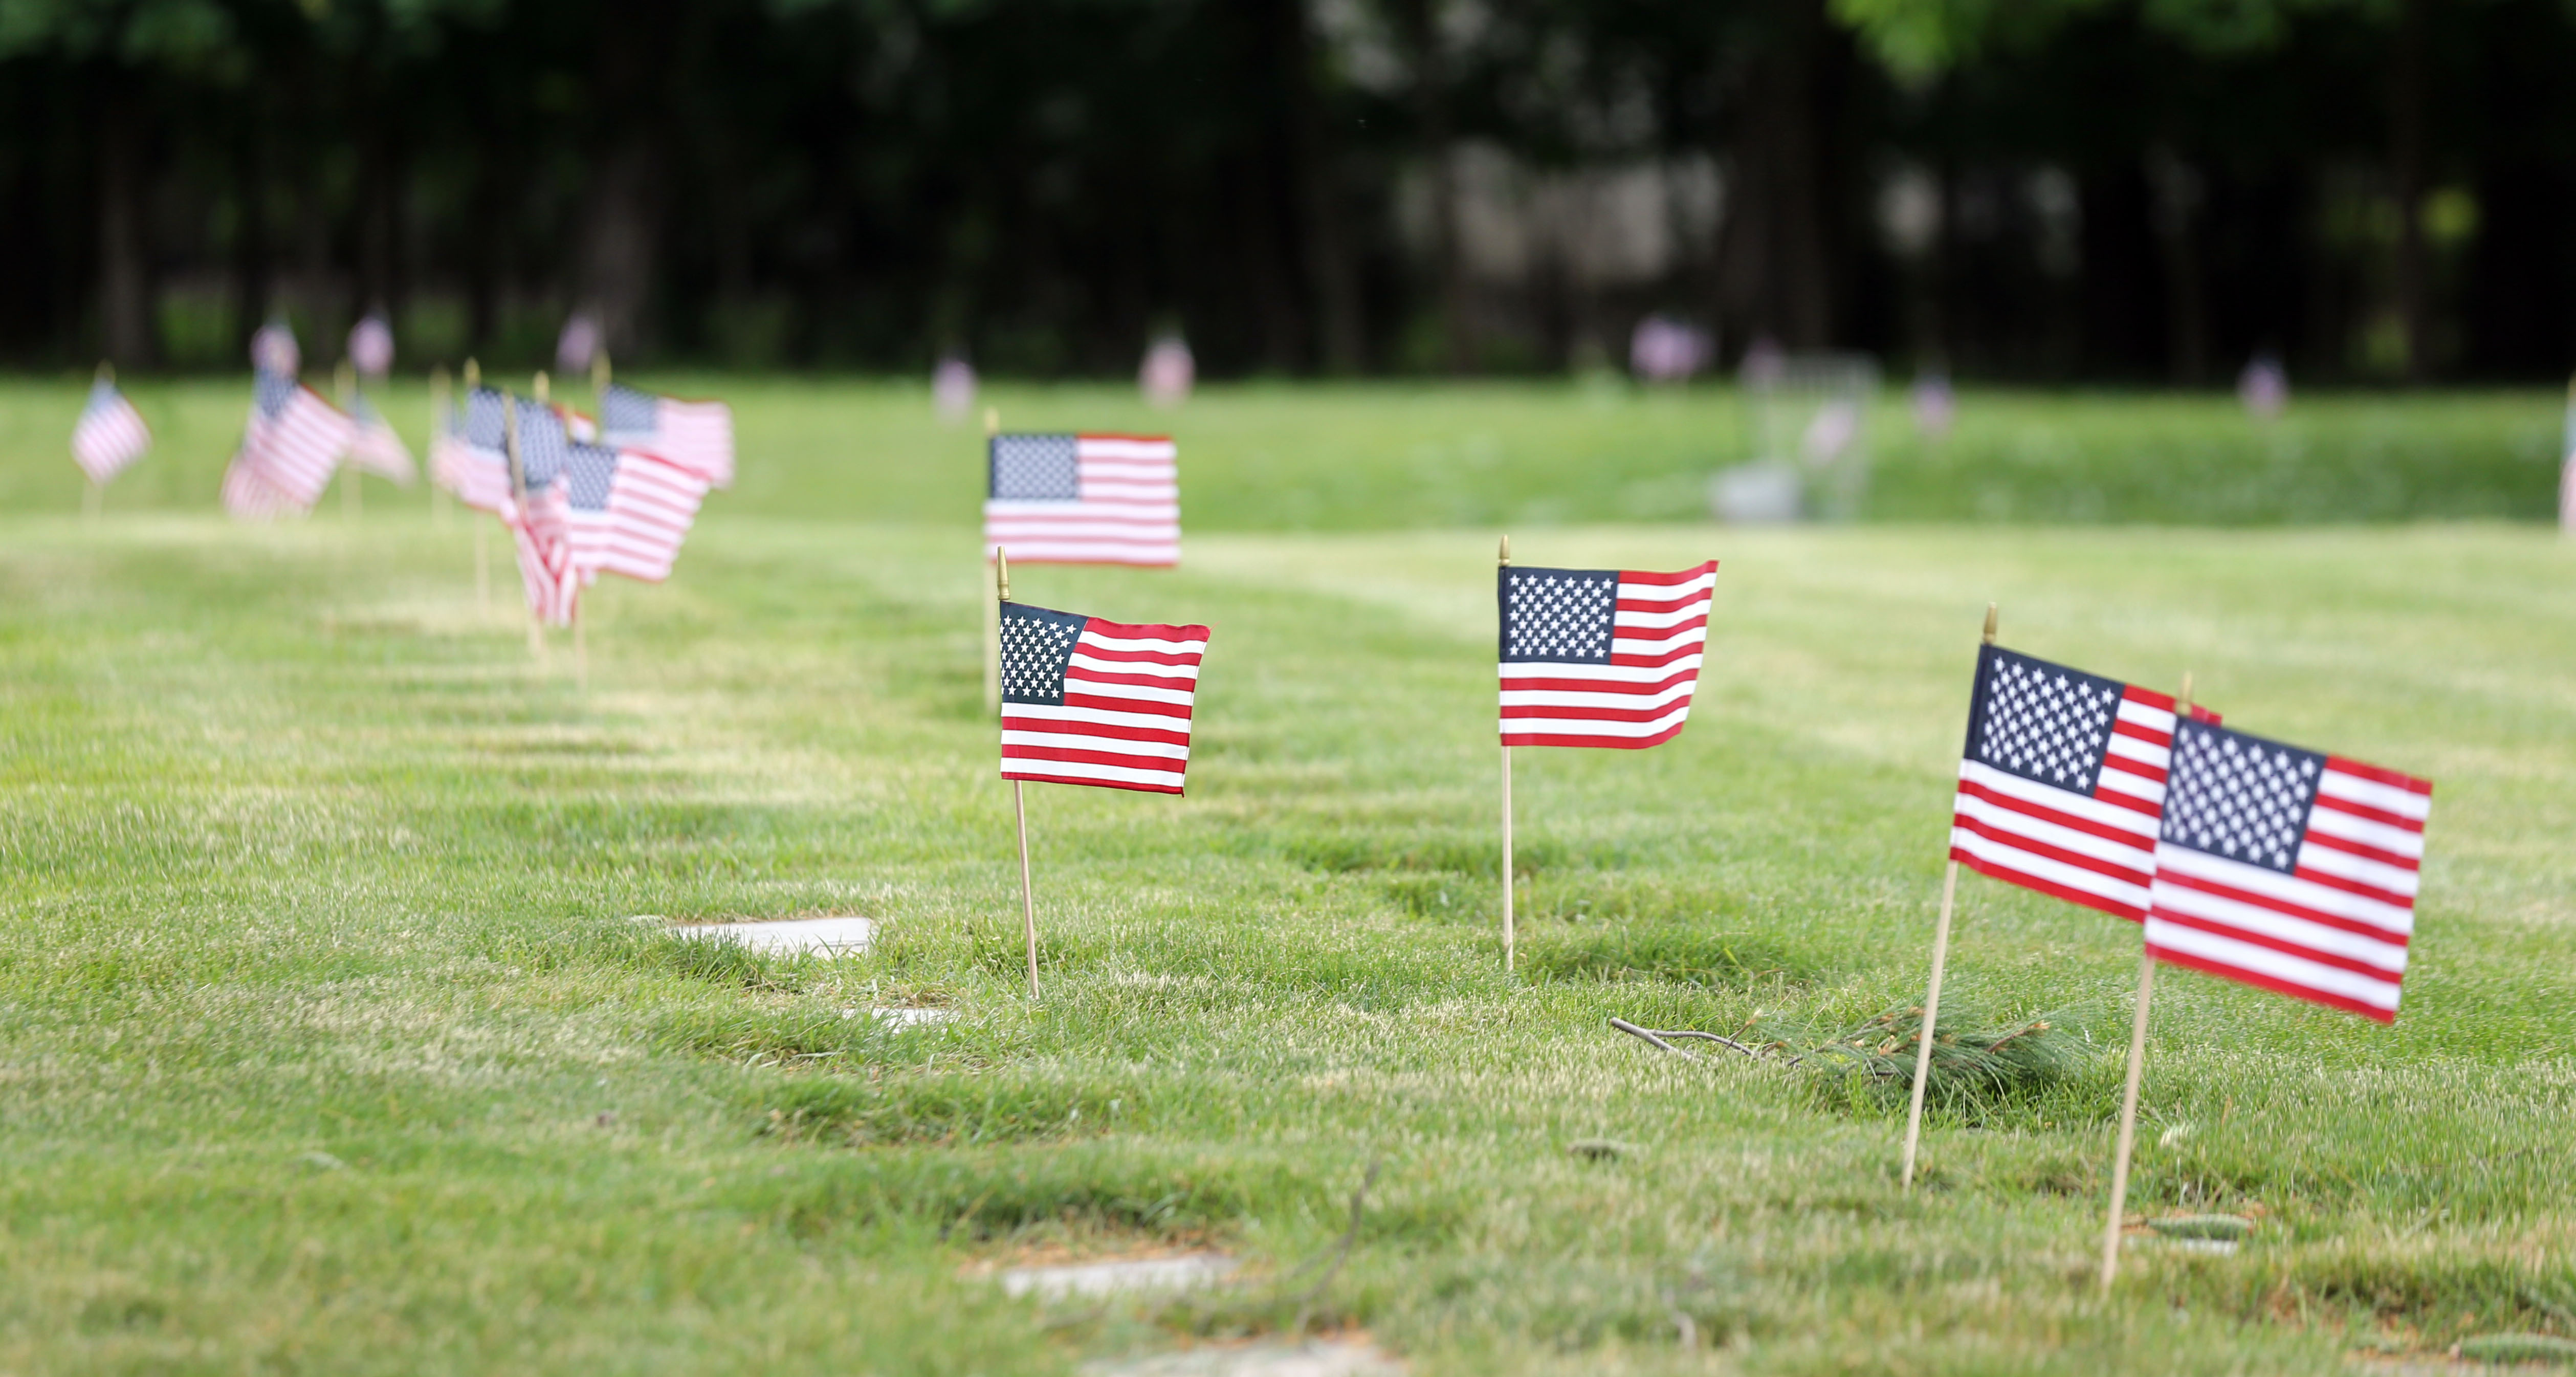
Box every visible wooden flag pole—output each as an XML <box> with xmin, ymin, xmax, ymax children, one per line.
<box><xmin>503</xmin><ymin>392</ymin><xmax>543</xmax><ymax>661</ymax></box>
<box><xmin>2099</xmin><ymin>670</ymin><xmax>2190</xmax><ymax>1295</ymax></box>
<box><xmin>998</xmin><ymin>550</ymin><xmax>1041</xmax><ymax>999</ymax></box>
<box><xmin>1499</xmin><ymin>533</ymin><xmax>1515</xmax><ymax>974</ymax></box>
<box><xmin>336</xmin><ymin>361</ymin><xmax>361</xmax><ymax>520</ymax></box>
<box><xmin>1903</xmin><ymin>601</ymin><xmax>1996</xmax><ymax>1192</ymax></box>
<box><xmin>983</xmin><ymin>407</ymin><xmax>1003</xmax><ymax>713</ymax></box>
<box><xmin>430</xmin><ymin>365</ymin><xmax>451</xmax><ymax>527</ymax></box>
<box><xmin>593</xmin><ymin>348</ymin><xmax>611</xmax><ymax>411</ymax></box>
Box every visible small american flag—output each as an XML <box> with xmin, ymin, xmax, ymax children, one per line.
<box><xmin>2146</xmin><ymin>722</ymin><xmax>2430</xmax><ymax>1022</ymax></box>
<box><xmin>1498</xmin><ymin>561</ymin><xmax>1718</xmax><ymax>749</ymax></box>
<box><xmin>72</xmin><ymin>379</ymin><xmax>150</xmax><ymax>484</ymax></box>
<box><xmin>601</xmin><ymin>383</ymin><xmax>733</xmax><ymax>488</ymax></box>
<box><xmin>239</xmin><ymin>370</ymin><xmax>356</xmax><ymax>510</ymax></box>
<box><xmin>601</xmin><ymin>449</ymin><xmax>710</xmax><ymax>582</ymax></box>
<box><xmin>220</xmin><ymin>450</ymin><xmax>293</xmax><ymax>519</ymax></box>
<box><xmin>984</xmin><ymin>433</ymin><xmax>1180</xmax><ymax>566</ymax></box>
<box><xmin>432</xmin><ymin>388</ymin><xmax>513</xmax><ymax>512</ymax></box>
<box><xmin>999</xmin><ymin>601</ymin><xmax>1209</xmax><ymax>795</ymax></box>
<box><xmin>347</xmin><ymin>393</ymin><xmax>415</xmax><ymax>485</ymax></box>
<box><xmin>1950</xmin><ymin>645</ymin><xmax>2213</xmax><ymax>922</ymax></box>
<box><xmin>501</xmin><ymin>401</ymin><xmax>579</xmax><ymax>626</ymax></box>
<box><xmin>559</xmin><ymin>444</ymin><xmax>620</xmax><ymax>585</ymax></box>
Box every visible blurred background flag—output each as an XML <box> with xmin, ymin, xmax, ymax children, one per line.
<box><xmin>432</xmin><ymin>388</ymin><xmax>513</xmax><ymax>512</ymax></box>
<box><xmin>71</xmin><ymin>377</ymin><xmax>150</xmax><ymax>485</ymax></box>
<box><xmin>599</xmin><ymin>448</ymin><xmax>711</xmax><ymax>582</ymax></box>
<box><xmin>601</xmin><ymin>383</ymin><xmax>732</xmax><ymax>489</ymax></box>
<box><xmin>2145</xmin><ymin>722</ymin><xmax>2431</xmax><ymax>1022</ymax></box>
<box><xmin>235</xmin><ymin>370</ymin><xmax>356</xmax><ymax>513</ymax></box>
<box><xmin>998</xmin><ymin>601</ymin><xmax>1208</xmax><ymax>795</ymax></box>
<box><xmin>347</xmin><ymin>393</ymin><xmax>415</xmax><ymax>485</ymax></box>
<box><xmin>502</xmin><ymin>399</ymin><xmax>578</xmax><ymax>626</ymax></box>
<box><xmin>1498</xmin><ymin>561</ymin><xmax>1718</xmax><ymax>749</ymax></box>
<box><xmin>559</xmin><ymin>444</ymin><xmax>620</xmax><ymax>584</ymax></box>
<box><xmin>983</xmin><ymin>432</ymin><xmax>1180</xmax><ymax>565</ymax></box>
<box><xmin>1950</xmin><ymin>646</ymin><xmax>2215</xmax><ymax>922</ymax></box>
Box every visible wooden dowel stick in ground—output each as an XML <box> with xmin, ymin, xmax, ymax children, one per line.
<box><xmin>2099</xmin><ymin>671</ymin><xmax>2191</xmax><ymax>1294</ymax></box>
<box><xmin>1499</xmin><ymin>533</ymin><xmax>1514</xmax><ymax>973</ymax></box>
<box><xmin>1902</xmin><ymin>601</ymin><xmax>1997</xmax><ymax>1192</ymax></box>
<box><xmin>503</xmin><ymin>394</ymin><xmax>542</xmax><ymax>661</ymax></box>
<box><xmin>997</xmin><ymin>550</ymin><xmax>1039</xmax><ymax>998</ymax></box>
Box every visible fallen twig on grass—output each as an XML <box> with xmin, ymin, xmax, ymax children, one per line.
<box><xmin>1610</xmin><ymin>1017</ymin><xmax>1772</xmax><ymax>1061</ymax></box>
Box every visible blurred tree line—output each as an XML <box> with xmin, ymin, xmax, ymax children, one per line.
<box><xmin>1</xmin><ymin>0</ymin><xmax>2570</xmax><ymax>381</ymax></box>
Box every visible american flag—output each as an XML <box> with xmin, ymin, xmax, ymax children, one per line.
<box><xmin>346</xmin><ymin>393</ymin><xmax>415</xmax><ymax>485</ymax></box>
<box><xmin>502</xmin><ymin>401</ymin><xmax>579</xmax><ymax>626</ymax></box>
<box><xmin>2145</xmin><ymin>721</ymin><xmax>2430</xmax><ymax>1022</ymax></box>
<box><xmin>220</xmin><ymin>451</ymin><xmax>293</xmax><ymax>519</ymax></box>
<box><xmin>559</xmin><ymin>443</ymin><xmax>620</xmax><ymax>585</ymax></box>
<box><xmin>983</xmin><ymin>433</ymin><xmax>1180</xmax><ymax>566</ymax></box>
<box><xmin>601</xmin><ymin>449</ymin><xmax>710</xmax><ymax>582</ymax></box>
<box><xmin>999</xmin><ymin>601</ymin><xmax>1209</xmax><ymax>795</ymax></box>
<box><xmin>238</xmin><ymin>369</ymin><xmax>356</xmax><ymax>510</ymax></box>
<box><xmin>601</xmin><ymin>383</ymin><xmax>733</xmax><ymax>488</ymax></box>
<box><xmin>432</xmin><ymin>388</ymin><xmax>513</xmax><ymax>512</ymax></box>
<box><xmin>72</xmin><ymin>379</ymin><xmax>150</xmax><ymax>484</ymax></box>
<box><xmin>1498</xmin><ymin>561</ymin><xmax>1718</xmax><ymax>749</ymax></box>
<box><xmin>1949</xmin><ymin>645</ymin><xmax>2219</xmax><ymax>922</ymax></box>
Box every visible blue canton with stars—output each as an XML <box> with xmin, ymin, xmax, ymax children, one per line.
<box><xmin>563</xmin><ymin>444</ymin><xmax>619</xmax><ymax>513</ymax></box>
<box><xmin>2161</xmin><ymin>719</ymin><xmax>2323</xmax><ymax>875</ymax></box>
<box><xmin>1965</xmin><ymin>645</ymin><xmax>2126</xmax><ymax>795</ymax></box>
<box><xmin>989</xmin><ymin>434</ymin><xmax>1082</xmax><ymax>501</ymax></box>
<box><xmin>1500</xmin><ymin>566</ymin><xmax>1619</xmax><ymax>664</ymax></box>
<box><xmin>998</xmin><ymin>601</ymin><xmax>1089</xmax><ymax>706</ymax></box>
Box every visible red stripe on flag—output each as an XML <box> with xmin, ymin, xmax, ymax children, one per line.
<box><xmin>1950</xmin><ymin>847</ymin><xmax>2145</xmax><ymax>922</ymax></box>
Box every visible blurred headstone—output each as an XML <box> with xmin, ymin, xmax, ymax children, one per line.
<box><xmin>1140</xmin><ymin>334</ymin><xmax>1194</xmax><ymax>408</ymax></box>
<box><xmin>556</xmin><ymin>313</ymin><xmax>601</xmax><ymax>376</ymax></box>
<box><xmin>251</xmin><ymin>319</ymin><xmax>299</xmax><ymax>376</ymax></box>
<box><xmin>933</xmin><ymin>355</ymin><xmax>977</xmax><ymax>421</ymax></box>
<box><xmin>1628</xmin><ymin>314</ymin><xmax>1712</xmax><ymax>384</ymax></box>
<box><xmin>1732</xmin><ymin>349</ymin><xmax>1878</xmax><ymax>521</ymax></box>
<box><xmin>2562</xmin><ymin>374</ymin><xmax>2575</xmax><ymax>535</ymax></box>
<box><xmin>1708</xmin><ymin>460</ymin><xmax>1803</xmax><ymax>523</ymax></box>
<box><xmin>348</xmin><ymin>313</ymin><xmax>394</xmax><ymax>378</ymax></box>
<box><xmin>2237</xmin><ymin>352</ymin><xmax>2287</xmax><ymax>420</ymax></box>
<box><xmin>1737</xmin><ymin>335</ymin><xmax>1787</xmax><ymax>389</ymax></box>
<box><xmin>1911</xmin><ymin>371</ymin><xmax>1955</xmax><ymax>438</ymax></box>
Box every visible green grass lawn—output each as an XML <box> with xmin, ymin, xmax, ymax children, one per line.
<box><xmin>2</xmin><ymin>376</ymin><xmax>2563</xmax><ymax>527</ymax></box>
<box><xmin>2</xmin><ymin>381</ymin><xmax>2572</xmax><ymax>1374</ymax></box>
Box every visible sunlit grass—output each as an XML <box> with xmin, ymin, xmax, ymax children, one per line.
<box><xmin>2</xmin><ymin>501</ymin><xmax>2570</xmax><ymax>1373</ymax></box>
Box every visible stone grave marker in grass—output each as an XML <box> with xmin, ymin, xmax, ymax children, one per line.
<box><xmin>666</xmin><ymin>915</ymin><xmax>875</xmax><ymax>957</ymax></box>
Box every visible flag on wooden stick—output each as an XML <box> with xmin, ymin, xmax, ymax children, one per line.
<box><xmin>601</xmin><ymin>382</ymin><xmax>733</xmax><ymax>488</ymax></box>
<box><xmin>225</xmin><ymin>370</ymin><xmax>356</xmax><ymax>518</ymax></box>
<box><xmin>998</xmin><ymin>600</ymin><xmax>1208</xmax><ymax>795</ymax></box>
<box><xmin>1950</xmin><ymin>644</ymin><xmax>2218</xmax><ymax>922</ymax></box>
<box><xmin>347</xmin><ymin>393</ymin><xmax>415</xmax><ymax>485</ymax></box>
<box><xmin>1499</xmin><ymin>561</ymin><xmax>1718</xmax><ymax>748</ymax></box>
<box><xmin>2145</xmin><ymin>722</ymin><xmax>2431</xmax><ymax>1022</ymax></box>
<box><xmin>984</xmin><ymin>432</ymin><xmax>1180</xmax><ymax>565</ymax></box>
<box><xmin>432</xmin><ymin>388</ymin><xmax>513</xmax><ymax>512</ymax></box>
<box><xmin>72</xmin><ymin>378</ymin><xmax>150</xmax><ymax>485</ymax></box>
